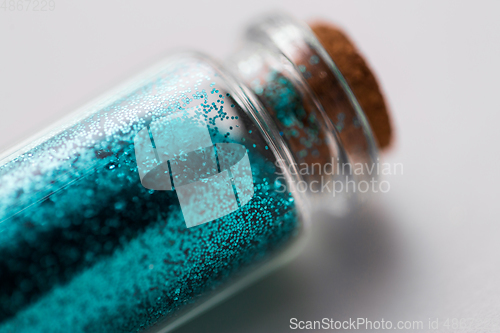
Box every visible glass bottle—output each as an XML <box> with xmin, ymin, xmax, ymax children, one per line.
<box><xmin>0</xmin><ymin>13</ymin><xmax>380</xmax><ymax>333</ymax></box>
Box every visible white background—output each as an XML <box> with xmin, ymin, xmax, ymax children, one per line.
<box><xmin>1</xmin><ymin>1</ymin><xmax>500</xmax><ymax>332</ymax></box>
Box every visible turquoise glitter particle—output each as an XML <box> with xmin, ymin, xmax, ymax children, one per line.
<box><xmin>309</xmin><ymin>55</ymin><xmax>320</xmax><ymax>65</ymax></box>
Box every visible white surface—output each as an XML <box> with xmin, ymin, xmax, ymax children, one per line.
<box><xmin>1</xmin><ymin>1</ymin><xmax>500</xmax><ymax>332</ymax></box>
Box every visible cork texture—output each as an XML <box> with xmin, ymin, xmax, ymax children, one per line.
<box><xmin>310</xmin><ymin>22</ymin><xmax>392</xmax><ymax>149</ymax></box>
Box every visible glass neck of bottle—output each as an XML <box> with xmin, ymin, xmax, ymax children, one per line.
<box><xmin>227</xmin><ymin>13</ymin><xmax>379</xmax><ymax>199</ymax></box>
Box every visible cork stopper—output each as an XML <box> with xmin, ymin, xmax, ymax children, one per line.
<box><xmin>310</xmin><ymin>22</ymin><xmax>392</xmax><ymax>150</ymax></box>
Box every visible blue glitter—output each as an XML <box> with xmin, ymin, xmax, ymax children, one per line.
<box><xmin>0</xmin><ymin>55</ymin><xmax>301</xmax><ymax>332</ymax></box>
<box><xmin>309</xmin><ymin>55</ymin><xmax>320</xmax><ymax>65</ymax></box>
